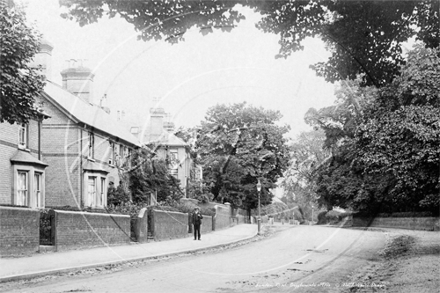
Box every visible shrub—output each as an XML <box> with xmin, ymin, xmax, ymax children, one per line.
<box><xmin>39</xmin><ymin>209</ymin><xmax>52</xmax><ymax>245</ymax></box>
<box><xmin>326</xmin><ymin>210</ymin><xmax>342</xmax><ymax>224</ymax></box>
<box><xmin>317</xmin><ymin>211</ymin><xmax>328</xmax><ymax>224</ymax></box>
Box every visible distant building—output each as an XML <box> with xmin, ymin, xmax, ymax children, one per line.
<box><xmin>128</xmin><ymin>104</ymin><xmax>202</xmax><ymax>198</ymax></box>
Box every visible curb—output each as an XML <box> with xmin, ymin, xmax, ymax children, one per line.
<box><xmin>0</xmin><ymin>230</ymin><xmax>258</xmax><ymax>284</ymax></box>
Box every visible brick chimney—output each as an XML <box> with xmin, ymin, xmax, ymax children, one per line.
<box><xmin>148</xmin><ymin>107</ymin><xmax>166</xmax><ymax>141</ymax></box>
<box><xmin>30</xmin><ymin>38</ymin><xmax>53</xmax><ymax>81</ymax></box>
<box><xmin>60</xmin><ymin>61</ymin><xmax>94</xmax><ymax>103</ymax></box>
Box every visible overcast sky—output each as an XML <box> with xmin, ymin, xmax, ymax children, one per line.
<box><xmin>24</xmin><ymin>0</ymin><xmax>336</xmax><ymax>139</ymax></box>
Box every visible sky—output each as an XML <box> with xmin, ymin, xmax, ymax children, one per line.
<box><xmin>24</xmin><ymin>0</ymin><xmax>337</xmax><ymax>139</ymax></box>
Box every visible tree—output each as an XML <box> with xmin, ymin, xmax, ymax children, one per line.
<box><xmin>61</xmin><ymin>0</ymin><xmax>438</xmax><ymax>87</ymax></box>
<box><xmin>309</xmin><ymin>46</ymin><xmax>439</xmax><ymax>213</ymax></box>
<box><xmin>280</xmin><ymin>129</ymin><xmax>329</xmax><ymax>210</ymax></box>
<box><xmin>195</xmin><ymin>102</ymin><xmax>291</xmax><ymax>214</ymax></box>
<box><xmin>355</xmin><ymin>45</ymin><xmax>440</xmax><ymax>213</ymax></box>
<box><xmin>0</xmin><ymin>1</ymin><xmax>46</xmax><ymax>124</ymax></box>
<box><xmin>129</xmin><ymin>148</ymin><xmax>182</xmax><ymax>205</ymax></box>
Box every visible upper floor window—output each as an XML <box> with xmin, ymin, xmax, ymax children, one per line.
<box><xmin>18</xmin><ymin>124</ymin><xmax>28</xmax><ymax>149</ymax></box>
<box><xmin>88</xmin><ymin>132</ymin><xmax>94</xmax><ymax>159</ymax></box>
<box><xmin>108</xmin><ymin>142</ymin><xmax>116</xmax><ymax>165</ymax></box>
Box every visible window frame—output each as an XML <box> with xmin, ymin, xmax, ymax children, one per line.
<box><xmin>83</xmin><ymin>172</ymin><xmax>107</xmax><ymax>208</ymax></box>
<box><xmin>18</xmin><ymin>123</ymin><xmax>29</xmax><ymax>149</ymax></box>
<box><xmin>33</xmin><ymin>172</ymin><xmax>43</xmax><ymax>208</ymax></box>
<box><xmin>16</xmin><ymin>171</ymin><xmax>29</xmax><ymax>206</ymax></box>
<box><xmin>88</xmin><ymin>132</ymin><xmax>95</xmax><ymax>159</ymax></box>
<box><xmin>108</xmin><ymin>141</ymin><xmax>116</xmax><ymax>166</ymax></box>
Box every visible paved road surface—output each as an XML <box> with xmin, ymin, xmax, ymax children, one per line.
<box><xmin>2</xmin><ymin>225</ymin><xmax>387</xmax><ymax>293</ymax></box>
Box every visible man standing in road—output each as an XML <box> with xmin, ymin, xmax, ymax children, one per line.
<box><xmin>192</xmin><ymin>207</ymin><xmax>203</xmax><ymax>240</ymax></box>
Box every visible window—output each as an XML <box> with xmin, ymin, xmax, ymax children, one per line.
<box><xmin>18</xmin><ymin>124</ymin><xmax>28</xmax><ymax>149</ymax></box>
<box><xmin>170</xmin><ymin>168</ymin><xmax>178</xmax><ymax>178</ymax></box>
<box><xmin>88</xmin><ymin>132</ymin><xmax>94</xmax><ymax>159</ymax></box>
<box><xmin>87</xmin><ymin>176</ymin><xmax>97</xmax><ymax>207</ymax></box>
<box><xmin>119</xmin><ymin>144</ymin><xmax>124</xmax><ymax>158</ymax></box>
<box><xmin>108</xmin><ymin>142</ymin><xmax>116</xmax><ymax>165</ymax></box>
<box><xmin>34</xmin><ymin>173</ymin><xmax>43</xmax><ymax>208</ymax></box>
<box><xmin>84</xmin><ymin>174</ymin><xmax>107</xmax><ymax>208</ymax></box>
<box><xmin>98</xmin><ymin>178</ymin><xmax>106</xmax><ymax>207</ymax></box>
<box><xmin>16</xmin><ymin>171</ymin><xmax>28</xmax><ymax>206</ymax></box>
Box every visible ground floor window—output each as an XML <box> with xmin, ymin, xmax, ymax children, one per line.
<box><xmin>34</xmin><ymin>172</ymin><xmax>43</xmax><ymax>208</ymax></box>
<box><xmin>16</xmin><ymin>171</ymin><xmax>28</xmax><ymax>206</ymax></box>
<box><xmin>13</xmin><ymin>168</ymin><xmax>46</xmax><ymax>208</ymax></box>
<box><xmin>84</xmin><ymin>172</ymin><xmax>107</xmax><ymax>208</ymax></box>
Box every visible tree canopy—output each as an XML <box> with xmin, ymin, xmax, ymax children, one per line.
<box><xmin>0</xmin><ymin>1</ymin><xmax>45</xmax><ymax>124</ymax></box>
<box><xmin>60</xmin><ymin>0</ymin><xmax>439</xmax><ymax>86</ymax></box>
<box><xmin>308</xmin><ymin>46</ymin><xmax>439</xmax><ymax>213</ymax></box>
<box><xmin>195</xmin><ymin>102</ymin><xmax>291</xmax><ymax>211</ymax></box>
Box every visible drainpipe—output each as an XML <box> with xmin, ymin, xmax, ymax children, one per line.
<box><xmin>38</xmin><ymin>119</ymin><xmax>41</xmax><ymax>160</ymax></box>
<box><xmin>79</xmin><ymin>127</ymin><xmax>83</xmax><ymax>208</ymax></box>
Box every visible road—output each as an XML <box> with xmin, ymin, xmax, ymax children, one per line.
<box><xmin>2</xmin><ymin>225</ymin><xmax>387</xmax><ymax>293</ymax></box>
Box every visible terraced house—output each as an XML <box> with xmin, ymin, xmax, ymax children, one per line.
<box><xmin>0</xmin><ymin>39</ymin><xmax>140</xmax><ymax>210</ymax></box>
<box><xmin>0</xmin><ymin>111</ymin><xmax>48</xmax><ymax>208</ymax></box>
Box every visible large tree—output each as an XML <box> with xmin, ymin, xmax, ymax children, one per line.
<box><xmin>195</xmin><ymin>102</ymin><xmax>291</xmax><ymax>213</ymax></box>
<box><xmin>355</xmin><ymin>45</ymin><xmax>440</xmax><ymax>213</ymax></box>
<box><xmin>0</xmin><ymin>1</ymin><xmax>45</xmax><ymax>124</ymax></box>
<box><xmin>60</xmin><ymin>0</ymin><xmax>438</xmax><ymax>87</ymax></box>
<box><xmin>280</xmin><ymin>129</ymin><xmax>329</xmax><ymax>210</ymax></box>
<box><xmin>310</xmin><ymin>46</ymin><xmax>439</xmax><ymax>213</ymax></box>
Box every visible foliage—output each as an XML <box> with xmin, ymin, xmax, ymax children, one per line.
<box><xmin>261</xmin><ymin>201</ymin><xmax>290</xmax><ymax>219</ymax></box>
<box><xmin>61</xmin><ymin>0</ymin><xmax>438</xmax><ymax>87</ymax></box>
<box><xmin>0</xmin><ymin>1</ymin><xmax>46</xmax><ymax>124</ymax></box>
<box><xmin>355</xmin><ymin>45</ymin><xmax>440</xmax><ymax>212</ymax></box>
<box><xmin>129</xmin><ymin>148</ymin><xmax>183</xmax><ymax>205</ymax></box>
<box><xmin>107</xmin><ymin>182</ymin><xmax>130</xmax><ymax>206</ymax></box>
<box><xmin>186</xmin><ymin>179</ymin><xmax>212</xmax><ymax>203</ymax></box>
<box><xmin>195</xmin><ymin>102</ymin><xmax>291</xmax><ymax>211</ymax></box>
<box><xmin>316</xmin><ymin>209</ymin><xmax>348</xmax><ymax>225</ymax></box>
<box><xmin>312</xmin><ymin>46</ymin><xmax>439</xmax><ymax>213</ymax></box>
<box><xmin>280</xmin><ymin>129</ymin><xmax>329</xmax><ymax>211</ymax></box>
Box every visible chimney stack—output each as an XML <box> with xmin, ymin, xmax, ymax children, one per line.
<box><xmin>30</xmin><ymin>38</ymin><xmax>53</xmax><ymax>81</ymax></box>
<box><xmin>61</xmin><ymin>60</ymin><xmax>94</xmax><ymax>103</ymax></box>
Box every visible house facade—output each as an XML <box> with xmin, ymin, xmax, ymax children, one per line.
<box><xmin>132</xmin><ymin>106</ymin><xmax>201</xmax><ymax>198</ymax></box>
<box><xmin>0</xmin><ymin>117</ymin><xmax>48</xmax><ymax>208</ymax></box>
<box><xmin>0</xmin><ymin>39</ymin><xmax>140</xmax><ymax>210</ymax></box>
<box><xmin>37</xmin><ymin>73</ymin><xmax>140</xmax><ymax>209</ymax></box>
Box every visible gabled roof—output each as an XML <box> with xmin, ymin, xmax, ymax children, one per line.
<box><xmin>43</xmin><ymin>81</ymin><xmax>140</xmax><ymax>147</ymax></box>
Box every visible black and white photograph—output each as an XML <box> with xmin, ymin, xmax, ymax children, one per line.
<box><xmin>0</xmin><ymin>0</ymin><xmax>439</xmax><ymax>292</ymax></box>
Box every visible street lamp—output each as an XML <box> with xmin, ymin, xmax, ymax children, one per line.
<box><xmin>257</xmin><ymin>179</ymin><xmax>262</xmax><ymax>235</ymax></box>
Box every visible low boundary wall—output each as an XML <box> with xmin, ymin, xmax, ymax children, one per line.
<box><xmin>153</xmin><ymin>210</ymin><xmax>189</xmax><ymax>241</ymax></box>
<box><xmin>0</xmin><ymin>206</ymin><xmax>40</xmax><ymax>257</ymax></box>
<box><xmin>51</xmin><ymin>210</ymin><xmax>131</xmax><ymax>251</ymax></box>
<box><xmin>215</xmin><ymin>205</ymin><xmax>231</xmax><ymax>230</ymax></box>
<box><xmin>134</xmin><ymin>208</ymin><xmax>149</xmax><ymax>243</ymax></box>
<box><xmin>352</xmin><ymin>216</ymin><xmax>440</xmax><ymax>231</ymax></box>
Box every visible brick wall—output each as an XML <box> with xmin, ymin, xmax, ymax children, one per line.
<box><xmin>0</xmin><ymin>206</ymin><xmax>40</xmax><ymax>257</ymax></box>
<box><xmin>352</xmin><ymin>216</ymin><xmax>440</xmax><ymax>231</ymax></box>
<box><xmin>52</xmin><ymin>209</ymin><xmax>130</xmax><ymax>251</ymax></box>
<box><xmin>152</xmin><ymin>210</ymin><xmax>190</xmax><ymax>241</ymax></box>
<box><xmin>214</xmin><ymin>205</ymin><xmax>231</xmax><ymax>230</ymax></box>
<box><xmin>0</xmin><ymin>120</ymin><xmax>42</xmax><ymax>204</ymax></box>
<box><xmin>200</xmin><ymin>215</ymin><xmax>213</xmax><ymax>236</ymax></box>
